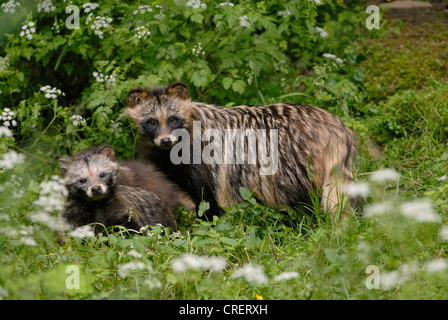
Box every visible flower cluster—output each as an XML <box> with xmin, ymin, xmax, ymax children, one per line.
<box><xmin>231</xmin><ymin>264</ymin><xmax>268</xmax><ymax>284</ymax></box>
<box><xmin>20</xmin><ymin>22</ymin><xmax>36</xmax><ymax>41</ymax></box>
<box><xmin>277</xmin><ymin>9</ymin><xmax>291</xmax><ymax>18</ymax></box>
<box><xmin>93</xmin><ymin>70</ymin><xmax>117</xmax><ymax>86</ymax></box>
<box><xmin>1</xmin><ymin>1</ymin><xmax>20</xmax><ymax>14</ymax></box>
<box><xmin>0</xmin><ymin>127</ymin><xmax>13</xmax><ymax>138</ymax></box>
<box><xmin>171</xmin><ymin>254</ymin><xmax>227</xmax><ymax>273</ymax></box>
<box><xmin>37</xmin><ymin>0</ymin><xmax>56</xmax><ymax>13</ymax></box>
<box><xmin>323</xmin><ymin>53</ymin><xmax>343</xmax><ymax>64</ymax></box>
<box><xmin>108</xmin><ymin>120</ymin><xmax>123</xmax><ymax>138</ymax></box>
<box><xmin>133</xmin><ymin>5</ymin><xmax>153</xmax><ymax>15</ymax></box>
<box><xmin>239</xmin><ymin>15</ymin><xmax>251</xmax><ymax>28</ymax></box>
<box><xmin>1</xmin><ymin>108</ymin><xmax>17</xmax><ymax>128</ymax></box>
<box><xmin>0</xmin><ymin>150</ymin><xmax>25</xmax><ymax>169</ymax></box>
<box><xmin>219</xmin><ymin>2</ymin><xmax>234</xmax><ymax>7</ymax></box>
<box><xmin>192</xmin><ymin>42</ymin><xmax>205</xmax><ymax>56</ymax></box>
<box><xmin>86</xmin><ymin>15</ymin><xmax>113</xmax><ymax>39</ymax></box>
<box><xmin>186</xmin><ymin>0</ymin><xmax>207</xmax><ymax>10</ymax></box>
<box><xmin>70</xmin><ymin>115</ymin><xmax>86</xmax><ymax>127</ymax></box>
<box><xmin>70</xmin><ymin>225</ymin><xmax>95</xmax><ymax>239</ymax></box>
<box><xmin>315</xmin><ymin>27</ymin><xmax>328</xmax><ymax>38</ymax></box>
<box><xmin>30</xmin><ymin>176</ymin><xmax>70</xmax><ymax>231</ymax></box>
<box><xmin>0</xmin><ymin>56</ymin><xmax>10</xmax><ymax>75</ymax></box>
<box><xmin>309</xmin><ymin>0</ymin><xmax>323</xmax><ymax>5</ymax></box>
<box><xmin>82</xmin><ymin>2</ymin><xmax>99</xmax><ymax>13</ymax></box>
<box><xmin>135</xmin><ymin>26</ymin><xmax>151</xmax><ymax>40</ymax></box>
<box><xmin>40</xmin><ymin>85</ymin><xmax>65</xmax><ymax>99</ymax></box>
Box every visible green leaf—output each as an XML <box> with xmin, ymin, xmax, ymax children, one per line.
<box><xmin>190</xmin><ymin>13</ymin><xmax>204</xmax><ymax>24</ymax></box>
<box><xmin>198</xmin><ymin>201</ymin><xmax>210</xmax><ymax>217</ymax></box>
<box><xmin>239</xmin><ymin>187</ymin><xmax>252</xmax><ymax>201</ymax></box>
<box><xmin>232</xmin><ymin>79</ymin><xmax>246</xmax><ymax>95</ymax></box>
<box><xmin>222</xmin><ymin>77</ymin><xmax>233</xmax><ymax>90</ymax></box>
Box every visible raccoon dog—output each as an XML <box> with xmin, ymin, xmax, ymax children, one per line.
<box><xmin>59</xmin><ymin>145</ymin><xmax>178</xmax><ymax>234</ymax></box>
<box><xmin>126</xmin><ymin>82</ymin><xmax>357</xmax><ymax>220</ymax></box>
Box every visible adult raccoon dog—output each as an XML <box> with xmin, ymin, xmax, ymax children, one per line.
<box><xmin>58</xmin><ymin>145</ymin><xmax>178</xmax><ymax>234</ymax></box>
<box><xmin>126</xmin><ymin>82</ymin><xmax>357</xmax><ymax>219</ymax></box>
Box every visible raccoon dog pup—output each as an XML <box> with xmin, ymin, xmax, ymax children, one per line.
<box><xmin>126</xmin><ymin>82</ymin><xmax>357</xmax><ymax>219</ymax></box>
<box><xmin>59</xmin><ymin>145</ymin><xmax>177</xmax><ymax>234</ymax></box>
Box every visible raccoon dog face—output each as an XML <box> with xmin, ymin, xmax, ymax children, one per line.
<box><xmin>126</xmin><ymin>82</ymin><xmax>192</xmax><ymax>149</ymax></box>
<box><xmin>59</xmin><ymin>145</ymin><xmax>118</xmax><ymax>201</ymax></box>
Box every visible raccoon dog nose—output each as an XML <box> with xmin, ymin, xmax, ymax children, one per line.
<box><xmin>160</xmin><ymin>137</ymin><xmax>172</xmax><ymax>147</ymax></box>
<box><xmin>91</xmin><ymin>185</ymin><xmax>102</xmax><ymax>195</ymax></box>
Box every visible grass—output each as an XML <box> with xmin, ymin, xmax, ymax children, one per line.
<box><xmin>2</xmin><ymin>7</ymin><xmax>448</xmax><ymax>301</ymax></box>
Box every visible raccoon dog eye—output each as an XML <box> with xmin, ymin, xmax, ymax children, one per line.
<box><xmin>99</xmin><ymin>172</ymin><xmax>106</xmax><ymax>178</ymax></box>
<box><xmin>146</xmin><ymin>118</ymin><xmax>158</xmax><ymax>126</ymax></box>
<box><xmin>78</xmin><ymin>178</ymin><xmax>87</xmax><ymax>184</ymax></box>
<box><xmin>168</xmin><ymin>116</ymin><xmax>178</xmax><ymax>125</ymax></box>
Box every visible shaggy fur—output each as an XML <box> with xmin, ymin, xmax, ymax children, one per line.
<box><xmin>126</xmin><ymin>82</ymin><xmax>357</xmax><ymax>219</ymax></box>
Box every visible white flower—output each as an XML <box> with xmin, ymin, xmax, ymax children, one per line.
<box><xmin>0</xmin><ymin>286</ymin><xmax>8</xmax><ymax>300</ymax></box>
<box><xmin>322</xmin><ymin>53</ymin><xmax>343</xmax><ymax>64</ymax></box>
<box><xmin>342</xmin><ymin>182</ymin><xmax>370</xmax><ymax>198</ymax></box>
<box><xmin>128</xmin><ymin>250</ymin><xmax>142</xmax><ymax>258</ymax></box>
<box><xmin>0</xmin><ymin>126</ymin><xmax>13</xmax><ymax>138</ymax></box>
<box><xmin>135</xmin><ymin>26</ymin><xmax>151</xmax><ymax>40</ymax></box>
<box><xmin>0</xmin><ymin>151</ymin><xmax>25</xmax><ymax>169</ymax></box>
<box><xmin>19</xmin><ymin>236</ymin><xmax>37</xmax><ymax>246</ymax></box>
<box><xmin>192</xmin><ymin>42</ymin><xmax>205</xmax><ymax>56</ymax></box>
<box><xmin>171</xmin><ymin>254</ymin><xmax>227</xmax><ymax>273</ymax></box>
<box><xmin>93</xmin><ymin>70</ymin><xmax>117</xmax><ymax>86</ymax></box>
<box><xmin>82</xmin><ymin>2</ymin><xmax>99</xmax><ymax>13</ymax></box>
<box><xmin>70</xmin><ymin>225</ymin><xmax>95</xmax><ymax>239</ymax></box>
<box><xmin>273</xmin><ymin>271</ymin><xmax>299</xmax><ymax>282</ymax></box>
<box><xmin>118</xmin><ymin>261</ymin><xmax>148</xmax><ymax>278</ymax></box>
<box><xmin>309</xmin><ymin>0</ymin><xmax>323</xmax><ymax>5</ymax></box>
<box><xmin>70</xmin><ymin>115</ymin><xmax>86</xmax><ymax>127</ymax></box>
<box><xmin>133</xmin><ymin>5</ymin><xmax>153</xmax><ymax>15</ymax></box>
<box><xmin>144</xmin><ymin>277</ymin><xmax>162</xmax><ymax>289</ymax></box>
<box><xmin>400</xmin><ymin>200</ymin><xmax>441</xmax><ymax>223</ymax></box>
<box><xmin>186</xmin><ymin>0</ymin><xmax>207</xmax><ymax>10</ymax></box>
<box><xmin>109</xmin><ymin>120</ymin><xmax>123</xmax><ymax>138</ymax></box>
<box><xmin>19</xmin><ymin>22</ymin><xmax>36</xmax><ymax>41</ymax></box>
<box><xmin>239</xmin><ymin>15</ymin><xmax>251</xmax><ymax>28</ymax></box>
<box><xmin>439</xmin><ymin>225</ymin><xmax>448</xmax><ymax>241</ymax></box>
<box><xmin>1</xmin><ymin>1</ymin><xmax>20</xmax><ymax>14</ymax></box>
<box><xmin>370</xmin><ymin>168</ymin><xmax>399</xmax><ymax>183</ymax></box>
<box><xmin>219</xmin><ymin>2</ymin><xmax>234</xmax><ymax>7</ymax></box>
<box><xmin>364</xmin><ymin>201</ymin><xmax>393</xmax><ymax>217</ymax></box>
<box><xmin>37</xmin><ymin>0</ymin><xmax>56</xmax><ymax>13</ymax></box>
<box><xmin>88</xmin><ymin>15</ymin><xmax>113</xmax><ymax>39</ymax></box>
<box><xmin>425</xmin><ymin>259</ymin><xmax>447</xmax><ymax>273</ymax></box>
<box><xmin>232</xmin><ymin>264</ymin><xmax>268</xmax><ymax>284</ymax></box>
<box><xmin>315</xmin><ymin>27</ymin><xmax>328</xmax><ymax>38</ymax></box>
<box><xmin>40</xmin><ymin>85</ymin><xmax>65</xmax><ymax>99</ymax></box>
<box><xmin>277</xmin><ymin>10</ymin><xmax>291</xmax><ymax>18</ymax></box>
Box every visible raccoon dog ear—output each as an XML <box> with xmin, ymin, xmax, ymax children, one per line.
<box><xmin>97</xmin><ymin>145</ymin><xmax>116</xmax><ymax>161</ymax></box>
<box><xmin>166</xmin><ymin>82</ymin><xmax>189</xmax><ymax>100</ymax></box>
<box><xmin>58</xmin><ymin>156</ymin><xmax>72</xmax><ymax>175</ymax></box>
<box><xmin>127</xmin><ymin>88</ymin><xmax>148</xmax><ymax>108</ymax></box>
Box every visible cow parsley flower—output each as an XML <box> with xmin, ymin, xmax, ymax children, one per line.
<box><xmin>439</xmin><ymin>225</ymin><xmax>448</xmax><ymax>241</ymax></box>
<box><xmin>232</xmin><ymin>264</ymin><xmax>268</xmax><ymax>284</ymax></box>
<box><xmin>364</xmin><ymin>201</ymin><xmax>393</xmax><ymax>217</ymax></box>
<box><xmin>82</xmin><ymin>2</ymin><xmax>99</xmax><ymax>13</ymax></box>
<box><xmin>0</xmin><ymin>56</ymin><xmax>10</xmax><ymax>74</ymax></box>
<box><xmin>19</xmin><ymin>22</ymin><xmax>36</xmax><ymax>41</ymax></box>
<box><xmin>192</xmin><ymin>42</ymin><xmax>205</xmax><ymax>56</ymax></box>
<box><xmin>118</xmin><ymin>262</ymin><xmax>148</xmax><ymax>278</ymax></box>
<box><xmin>400</xmin><ymin>200</ymin><xmax>441</xmax><ymax>223</ymax></box>
<box><xmin>172</xmin><ymin>254</ymin><xmax>227</xmax><ymax>273</ymax></box>
<box><xmin>1</xmin><ymin>108</ymin><xmax>17</xmax><ymax>128</ymax></box>
<box><xmin>323</xmin><ymin>53</ymin><xmax>343</xmax><ymax>64</ymax></box>
<box><xmin>0</xmin><ymin>151</ymin><xmax>25</xmax><ymax>169</ymax></box>
<box><xmin>133</xmin><ymin>5</ymin><xmax>153</xmax><ymax>15</ymax></box>
<box><xmin>1</xmin><ymin>1</ymin><xmax>20</xmax><ymax>14</ymax></box>
<box><xmin>135</xmin><ymin>26</ymin><xmax>151</xmax><ymax>39</ymax></box>
<box><xmin>273</xmin><ymin>271</ymin><xmax>299</xmax><ymax>282</ymax></box>
<box><xmin>239</xmin><ymin>15</ymin><xmax>251</xmax><ymax>28</ymax></box>
<box><xmin>310</xmin><ymin>0</ymin><xmax>323</xmax><ymax>5</ymax></box>
<box><xmin>70</xmin><ymin>115</ymin><xmax>86</xmax><ymax>127</ymax></box>
<box><xmin>278</xmin><ymin>9</ymin><xmax>291</xmax><ymax>18</ymax></box>
<box><xmin>219</xmin><ymin>2</ymin><xmax>234</xmax><ymax>7</ymax></box>
<box><xmin>37</xmin><ymin>0</ymin><xmax>56</xmax><ymax>13</ymax></box>
<box><xmin>70</xmin><ymin>225</ymin><xmax>95</xmax><ymax>239</ymax></box>
<box><xmin>342</xmin><ymin>182</ymin><xmax>370</xmax><ymax>198</ymax></box>
<box><xmin>370</xmin><ymin>168</ymin><xmax>399</xmax><ymax>183</ymax></box>
<box><xmin>425</xmin><ymin>258</ymin><xmax>447</xmax><ymax>273</ymax></box>
<box><xmin>186</xmin><ymin>0</ymin><xmax>207</xmax><ymax>10</ymax></box>
<box><xmin>40</xmin><ymin>85</ymin><xmax>65</xmax><ymax>99</ymax></box>
<box><xmin>93</xmin><ymin>70</ymin><xmax>117</xmax><ymax>86</ymax></box>
<box><xmin>87</xmin><ymin>15</ymin><xmax>113</xmax><ymax>39</ymax></box>
<box><xmin>315</xmin><ymin>27</ymin><xmax>328</xmax><ymax>38</ymax></box>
